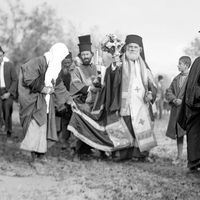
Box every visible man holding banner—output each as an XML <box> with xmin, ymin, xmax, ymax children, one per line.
<box><xmin>68</xmin><ymin>34</ymin><xmax>157</xmax><ymax>161</ymax></box>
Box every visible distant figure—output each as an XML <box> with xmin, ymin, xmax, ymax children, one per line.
<box><xmin>178</xmin><ymin>55</ymin><xmax>200</xmax><ymax>171</ymax></box>
<box><xmin>166</xmin><ymin>56</ymin><xmax>191</xmax><ymax>164</ymax></box>
<box><xmin>0</xmin><ymin>46</ymin><xmax>18</xmax><ymax>138</ymax></box>
<box><xmin>163</xmin><ymin>94</ymin><xmax>170</xmax><ymax>115</ymax></box>
<box><xmin>155</xmin><ymin>75</ymin><xmax>165</xmax><ymax>119</ymax></box>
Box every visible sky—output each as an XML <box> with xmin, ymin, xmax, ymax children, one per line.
<box><xmin>1</xmin><ymin>0</ymin><xmax>200</xmax><ymax>77</ymax></box>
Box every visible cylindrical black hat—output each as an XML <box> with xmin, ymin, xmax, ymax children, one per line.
<box><xmin>78</xmin><ymin>35</ymin><xmax>92</xmax><ymax>52</ymax></box>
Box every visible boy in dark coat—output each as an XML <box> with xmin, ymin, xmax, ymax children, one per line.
<box><xmin>165</xmin><ymin>56</ymin><xmax>191</xmax><ymax>164</ymax></box>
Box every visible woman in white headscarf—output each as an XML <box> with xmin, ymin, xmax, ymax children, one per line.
<box><xmin>18</xmin><ymin>43</ymin><xmax>73</xmax><ymax>160</ymax></box>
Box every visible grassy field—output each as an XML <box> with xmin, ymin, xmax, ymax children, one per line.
<box><xmin>0</xmin><ymin>103</ymin><xmax>200</xmax><ymax>200</ymax></box>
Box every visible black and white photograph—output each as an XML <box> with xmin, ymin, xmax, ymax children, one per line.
<box><xmin>0</xmin><ymin>0</ymin><xmax>200</xmax><ymax>199</ymax></box>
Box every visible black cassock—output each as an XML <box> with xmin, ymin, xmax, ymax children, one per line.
<box><xmin>178</xmin><ymin>57</ymin><xmax>200</xmax><ymax>169</ymax></box>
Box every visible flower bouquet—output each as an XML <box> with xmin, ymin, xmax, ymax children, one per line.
<box><xmin>101</xmin><ymin>34</ymin><xmax>124</xmax><ymax>68</ymax></box>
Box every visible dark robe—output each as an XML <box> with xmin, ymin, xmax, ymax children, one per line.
<box><xmin>178</xmin><ymin>57</ymin><xmax>200</xmax><ymax>169</ymax></box>
<box><xmin>56</xmin><ymin>68</ymin><xmax>74</xmax><ymax>140</ymax></box>
<box><xmin>18</xmin><ymin>56</ymin><xmax>72</xmax><ymax>144</ymax></box>
<box><xmin>165</xmin><ymin>73</ymin><xmax>187</xmax><ymax>139</ymax></box>
<box><xmin>70</xmin><ymin>64</ymin><xmax>98</xmax><ymax>102</ymax></box>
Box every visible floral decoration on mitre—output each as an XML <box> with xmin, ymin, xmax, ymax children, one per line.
<box><xmin>101</xmin><ymin>34</ymin><xmax>124</xmax><ymax>57</ymax></box>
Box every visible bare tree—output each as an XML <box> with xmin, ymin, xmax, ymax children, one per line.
<box><xmin>0</xmin><ymin>0</ymin><xmax>113</xmax><ymax>68</ymax></box>
<box><xmin>0</xmin><ymin>0</ymin><xmax>66</xmax><ymax>68</ymax></box>
<box><xmin>0</xmin><ymin>0</ymin><xmax>28</xmax><ymax>56</ymax></box>
<box><xmin>64</xmin><ymin>20</ymin><xmax>79</xmax><ymax>56</ymax></box>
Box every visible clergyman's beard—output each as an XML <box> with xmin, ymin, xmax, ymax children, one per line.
<box><xmin>125</xmin><ymin>51</ymin><xmax>139</xmax><ymax>61</ymax></box>
<box><xmin>82</xmin><ymin>57</ymin><xmax>92</xmax><ymax>65</ymax></box>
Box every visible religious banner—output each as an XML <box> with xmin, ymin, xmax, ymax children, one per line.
<box><xmin>68</xmin><ymin>108</ymin><xmax>134</xmax><ymax>151</ymax></box>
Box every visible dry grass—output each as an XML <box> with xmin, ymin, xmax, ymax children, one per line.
<box><xmin>0</xmin><ymin>103</ymin><xmax>200</xmax><ymax>200</ymax></box>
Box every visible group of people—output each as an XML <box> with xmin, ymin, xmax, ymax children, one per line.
<box><xmin>0</xmin><ymin>33</ymin><xmax>200</xmax><ymax>172</ymax></box>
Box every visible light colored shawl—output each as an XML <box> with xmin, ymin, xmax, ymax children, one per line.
<box><xmin>44</xmin><ymin>43</ymin><xmax>69</xmax><ymax>112</ymax></box>
<box><xmin>44</xmin><ymin>43</ymin><xmax>69</xmax><ymax>86</ymax></box>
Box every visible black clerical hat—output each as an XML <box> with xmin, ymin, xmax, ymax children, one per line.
<box><xmin>125</xmin><ymin>35</ymin><xmax>143</xmax><ymax>47</ymax></box>
<box><xmin>124</xmin><ymin>34</ymin><xmax>145</xmax><ymax>61</ymax></box>
<box><xmin>78</xmin><ymin>35</ymin><xmax>92</xmax><ymax>52</ymax></box>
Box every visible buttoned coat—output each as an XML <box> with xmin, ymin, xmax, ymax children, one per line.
<box><xmin>165</xmin><ymin>74</ymin><xmax>187</xmax><ymax>139</ymax></box>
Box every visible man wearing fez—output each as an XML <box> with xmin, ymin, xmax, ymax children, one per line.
<box><xmin>0</xmin><ymin>46</ymin><xmax>18</xmax><ymax>138</ymax></box>
<box><xmin>114</xmin><ymin>35</ymin><xmax>157</xmax><ymax>160</ymax></box>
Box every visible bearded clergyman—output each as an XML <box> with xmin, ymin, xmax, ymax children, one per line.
<box><xmin>70</xmin><ymin>35</ymin><xmax>104</xmax><ymax>156</ymax></box>
<box><xmin>70</xmin><ymin>35</ymin><xmax>100</xmax><ymax>103</ymax></box>
<box><xmin>111</xmin><ymin>34</ymin><xmax>157</xmax><ymax>160</ymax></box>
<box><xmin>68</xmin><ymin>34</ymin><xmax>157</xmax><ymax>161</ymax></box>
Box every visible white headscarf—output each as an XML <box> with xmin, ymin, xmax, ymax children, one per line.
<box><xmin>44</xmin><ymin>43</ymin><xmax>69</xmax><ymax>113</ymax></box>
<box><xmin>44</xmin><ymin>43</ymin><xmax>69</xmax><ymax>87</ymax></box>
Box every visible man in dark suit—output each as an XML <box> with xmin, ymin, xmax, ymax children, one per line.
<box><xmin>0</xmin><ymin>46</ymin><xmax>18</xmax><ymax>138</ymax></box>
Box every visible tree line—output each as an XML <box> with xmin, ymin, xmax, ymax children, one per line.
<box><xmin>0</xmin><ymin>0</ymin><xmax>199</xmax><ymax>71</ymax></box>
